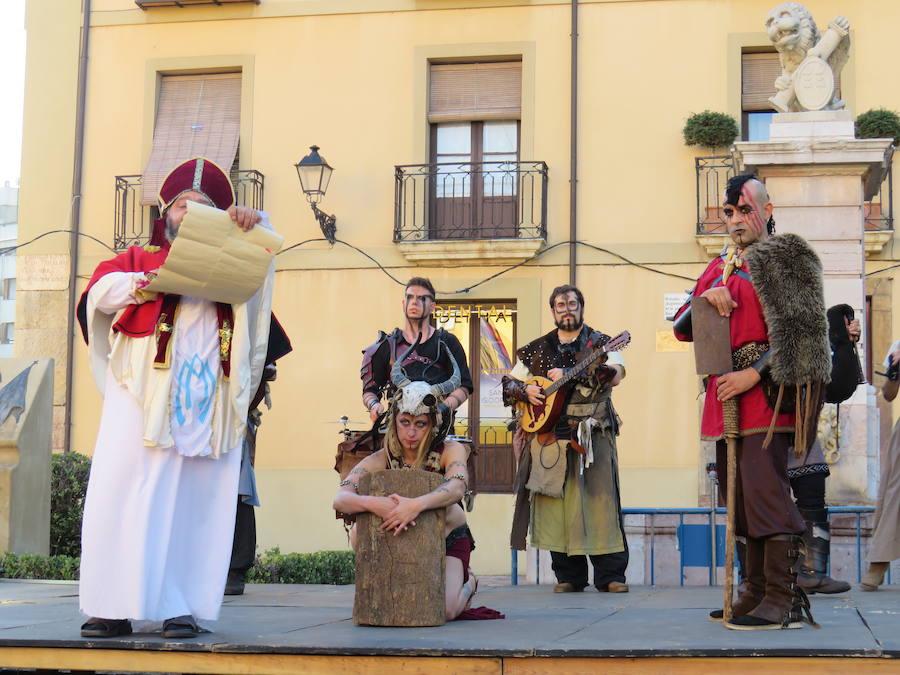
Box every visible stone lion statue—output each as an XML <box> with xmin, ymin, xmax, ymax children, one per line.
<box><xmin>765</xmin><ymin>2</ymin><xmax>850</xmax><ymax>112</ymax></box>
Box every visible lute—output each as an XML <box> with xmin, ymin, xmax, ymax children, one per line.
<box><xmin>515</xmin><ymin>331</ymin><xmax>631</xmax><ymax>434</ymax></box>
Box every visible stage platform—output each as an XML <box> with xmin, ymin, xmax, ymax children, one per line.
<box><xmin>1</xmin><ymin>579</ymin><xmax>898</xmax><ymax>674</ymax></box>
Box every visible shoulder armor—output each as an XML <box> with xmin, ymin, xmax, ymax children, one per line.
<box><xmin>360</xmin><ymin>329</ymin><xmax>394</xmax><ymax>394</ymax></box>
<box><xmin>361</xmin><ymin>330</ymin><xmax>389</xmax><ymax>356</ymax></box>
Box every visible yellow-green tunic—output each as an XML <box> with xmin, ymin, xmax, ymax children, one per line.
<box><xmin>530</xmin><ymin>387</ymin><xmax>625</xmax><ymax>556</ymax></box>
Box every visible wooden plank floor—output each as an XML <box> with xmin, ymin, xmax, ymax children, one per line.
<box><xmin>1</xmin><ymin>580</ymin><xmax>898</xmax><ymax>673</ymax></box>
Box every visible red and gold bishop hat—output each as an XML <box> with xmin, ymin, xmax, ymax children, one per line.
<box><xmin>157</xmin><ymin>157</ymin><xmax>235</xmax><ymax>213</ymax></box>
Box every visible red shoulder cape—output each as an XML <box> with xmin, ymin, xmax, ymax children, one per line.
<box><xmin>76</xmin><ymin>245</ymin><xmax>170</xmax><ymax>343</ymax></box>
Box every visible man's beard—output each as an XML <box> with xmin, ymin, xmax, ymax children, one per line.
<box><xmin>555</xmin><ymin>313</ymin><xmax>583</xmax><ymax>331</ymax></box>
<box><xmin>164</xmin><ymin>216</ymin><xmax>178</xmax><ymax>243</ymax></box>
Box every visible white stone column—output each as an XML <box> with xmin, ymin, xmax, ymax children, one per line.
<box><xmin>733</xmin><ymin>112</ymin><xmax>893</xmax><ymax>503</ymax></box>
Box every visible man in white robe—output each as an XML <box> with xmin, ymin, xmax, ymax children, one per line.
<box><xmin>77</xmin><ymin>157</ymin><xmax>275</xmax><ymax>638</ymax></box>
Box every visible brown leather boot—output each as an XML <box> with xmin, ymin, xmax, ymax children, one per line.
<box><xmin>726</xmin><ymin>535</ymin><xmax>816</xmax><ymax>630</ymax></box>
<box><xmin>797</xmin><ymin>510</ymin><xmax>850</xmax><ymax>595</ymax></box>
<box><xmin>860</xmin><ymin>562</ymin><xmax>888</xmax><ymax>591</ymax></box>
<box><xmin>709</xmin><ymin>536</ymin><xmax>765</xmax><ymax>621</ymax></box>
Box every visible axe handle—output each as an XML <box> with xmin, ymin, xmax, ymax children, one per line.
<box><xmin>722</xmin><ymin>397</ymin><xmax>739</xmax><ymax>624</ymax></box>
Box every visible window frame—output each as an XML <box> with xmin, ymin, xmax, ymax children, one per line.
<box><xmin>433</xmin><ymin>300</ymin><xmax>518</xmax><ymax>494</ymax></box>
<box><xmin>428</xmin><ymin>120</ymin><xmax>522</xmax><ymax>239</ymax></box>
<box><xmin>0</xmin><ymin>322</ymin><xmax>14</xmax><ymax>345</ymax></box>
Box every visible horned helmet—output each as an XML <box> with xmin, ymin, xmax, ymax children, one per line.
<box><xmin>389</xmin><ymin>333</ymin><xmax>461</xmax><ymax>444</ymax></box>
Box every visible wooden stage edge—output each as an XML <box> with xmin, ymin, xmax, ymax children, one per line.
<box><xmin>1</xmin><ymin>649</ymin><xmax>899</xmax><ymax>675</ymax></box>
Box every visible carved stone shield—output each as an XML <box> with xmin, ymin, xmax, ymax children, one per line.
<box><xmin>793</xmin><ymin>57</ymin><xmax>835</xmax><ymax>111</ymax></box>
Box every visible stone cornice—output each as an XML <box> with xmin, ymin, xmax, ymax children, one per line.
<box><xmin>396</xmin><ymin>238</ymin><xmax>544</xmax><ymax>267</ymax></box>
<box><xmin>733</xmin><ymin>138</ymin><xmax>894</xmax><ymax>202</ymax></box>
<box><xmin>695</xmin><ymin>231</ymin><xmax>893</xmax><ymax>258</ymax></box>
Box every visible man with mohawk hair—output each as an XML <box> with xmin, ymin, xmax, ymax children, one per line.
<box><xmin>674</xmin><ymin>174</ymin><xmax>830</xmax><ymax>630</ymax></box>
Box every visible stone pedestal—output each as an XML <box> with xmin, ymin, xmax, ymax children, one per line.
<box><xmin>734</xmin><ymin>112</ymin><xmax>894</xmax><ymax>503</ymax></box>
<box><xmin>0</xmin><ymin>359</ymin><xmax>54</xmax><ymax>554</ymax></box>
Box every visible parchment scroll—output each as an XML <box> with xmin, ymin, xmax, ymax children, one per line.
<box><xmin>144</xmin><ymin>201</ymin><xmax>283</xmax><ymax>304</ymax></box>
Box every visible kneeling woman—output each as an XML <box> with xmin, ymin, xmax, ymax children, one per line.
<box><xmin>333</xmin><ymin>343</ymin><xmax>476</xmax><ymax>620</ymax></box>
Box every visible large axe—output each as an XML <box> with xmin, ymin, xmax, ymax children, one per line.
<box><xmin>690</xmin><ymin>296</ymin><xmax>739</xmax><ymax>623</ymax></box>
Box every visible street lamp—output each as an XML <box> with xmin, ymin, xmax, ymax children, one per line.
<box><xmin>294</xmin><ymin>145</ymin><xmax>336</xmax><ymax>243</ymax></box>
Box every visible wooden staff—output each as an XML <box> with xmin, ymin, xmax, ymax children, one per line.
<box><xmin>687</xmin><ymin>296</ymin><xmax>735</xmax><ymax>623</ymax></box>
<box><xmin>722</xmin><ymin>397</ymin><xmax>739</xmax><ymax>624</ymax></box>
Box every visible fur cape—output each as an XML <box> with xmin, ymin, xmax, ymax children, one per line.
<box><xmin>745</xmin><ymin>233</ymin><xmax>830</xmax><ymax>452</ymax></box>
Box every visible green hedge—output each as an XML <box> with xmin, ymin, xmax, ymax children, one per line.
<box><xmin>50</xmin><ymin>451</ymin><xmax>92</xmax><ymax>557</ymax></box>
<box><xmin>0</xmin><ymin>552</ymin><xmax>80</xmax><ymax>581</ymax></box>
<box><xmin>0</xmin><ymin>548</ymin><xmax>355</xmax><ymax>585</ymax></box>
<box><xmin>247</xmin><ymin>548</ymin><xmax>355</xmax><ymax>585</ymax></box>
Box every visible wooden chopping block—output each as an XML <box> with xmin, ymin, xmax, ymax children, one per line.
<box><xmin>353</xmin><ymin>469</ymin><xmax>446</xmax><ymax>626</ymax></box>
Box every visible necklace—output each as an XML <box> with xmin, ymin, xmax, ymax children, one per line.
<box><xmin>722</xmin><ymin>246</ymin><xmax>744</xmax><ymax>283</ymax></box>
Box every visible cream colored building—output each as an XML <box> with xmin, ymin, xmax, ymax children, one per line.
<box><xmin>0</xmin><ymin>182</ymin><xmax>17</xmax><ymax>358</ymax></box>
<box><xmin>18</xmin><ymin>0</ymin><xmax>900</xmax><ymax>573</ymax></box>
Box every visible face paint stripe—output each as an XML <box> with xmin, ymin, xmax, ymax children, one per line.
<box><xmin>740</xmin><ymin>184</ymin><xmax>766</xmax><ymax>236</ymax></box>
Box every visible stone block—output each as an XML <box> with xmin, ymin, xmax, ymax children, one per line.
<box><xmin>812</xmin><ymin>240</ymin><xmax>864</xmax><ymax>276</ymax></box>
<box><xmin>15</xmin><ymin>290</ymin><xmax>69</xmax><ymax>331</ymax></box>
<box><xmin>0</xmin><ymin>359</ymin><xmax>54</xmax><ymax>555</ymax></box>
<box><xmin>768</xmin><ymin>111</ymin><xmax>855</xmax><ymax>141</ymax></box>
<box><xmin>17</xmin><ymin>255</ymin><xmax>70</xmax><ymax>292</ymax></box>
<box><xmin>822</xmin><ymin>278</ymin><xmax>864</xmax><ymax>308</ymax></box>
<box><xmin>767</xmin><ymin>175</ymin><xmax>864</xmax><ymax>207</ymax></box>
<box><xmin>776</xmin><ymin>205</ymin><xmax>863</xmax><ymax>242</ymax></box>
<box><xmin>12</xmin><ymin>327</ymin><xmax>68</xmax><ymax>405</ymax></box>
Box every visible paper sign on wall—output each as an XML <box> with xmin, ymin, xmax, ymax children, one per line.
<box><xmin>664</xmin><ymin>292</ymin><xmax>690</xmax><ymax>321</ymax></box>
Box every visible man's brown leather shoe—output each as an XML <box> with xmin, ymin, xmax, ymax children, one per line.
<box><xmin>602</xmin><ymin>581</ymin><xmax>629</xmax><ymax>593</ymax></box>
<box><xmin>553</xmin><ymin>582</ymin><xmax>583</xmax><ymax>593</ymax></box>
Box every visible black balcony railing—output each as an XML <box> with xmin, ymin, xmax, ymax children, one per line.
<box><xmin>696</xmin><ymin>155</ymin><xmax>894</xmax><ymax>235</ymax></box>
<box><xmin>695</xmin><ymin>155</ymin><xmax>735</xmax><ymax>235</ymax></box>
<box><xmin>114</xmin><ymin>170</ymin><xmax>265</xmax><ymax>251</ymax></box>
<box><xmin>394</xmin><ymin>160</ymin><xmax>548</xmax><ymax>242</ymax></box>
<box><xmin>865</xmin><ymin>164</ymin><xmax>894</xmax><ymax>231</ymax></box>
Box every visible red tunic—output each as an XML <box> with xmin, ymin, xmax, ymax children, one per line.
<box><xmin>675</xmin><ymin>254</ymin><xmax>794</xmax><ymax>440</ymax></box>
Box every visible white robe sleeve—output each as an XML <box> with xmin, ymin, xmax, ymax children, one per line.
<box><xmin>90</xmin><ymin>272</ymin><xmax>152</xmax><ymax>314</ymax></box>
<box><xmin>86</xmin><ymin>272</ymin><xmax>150</xmax><ymax>393</ymax></box>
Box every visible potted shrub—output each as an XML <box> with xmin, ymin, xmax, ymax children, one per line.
<box><xmin>683</xmin><ymin>110</ymin><xmax>739</xmax><ymax>154</ymax></box>
<box><xmin>856</xmin><ymin>108</ymin><xmax>900</xmax><ymax>146</ymax></box>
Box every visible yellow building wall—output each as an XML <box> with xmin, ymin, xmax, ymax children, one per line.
<box><xmin>19</xmin><ymin>0</ymin><xmax>900</xmax><ymax>574</ymax></box>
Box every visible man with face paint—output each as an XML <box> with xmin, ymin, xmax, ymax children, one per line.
<box><xmin>674</xmin><ymin>173</ymin><xmax>828</xmax><ymax>630</ymax></box>
<box><xmin>502</xmin><ymin>285</ymin><xmax>628</xmax><ymax>593</ymax></box>
<box><xmin>360</xmin><ymin>277</ymin><xmax>473</xmax><ymax>427</ymax></box>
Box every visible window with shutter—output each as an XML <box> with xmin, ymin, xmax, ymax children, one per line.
<box><xmin>428</xmin><ymin>62</ymin><xmax>522</xmax><ymax>239</ymax></box>
<box><xmin>741</xmin><ymin>52</ymin><xmax>780</xmax><ymax>142</ymax></box>
<box><xmin>741</xmin><ymin>51</ymin><xmax>842</xmax><ymax>141</ymax></box>
<box><xmin>141</xmin><ymin>73</ymin><xmax>241</xmax><ymax>205</ymax></box>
